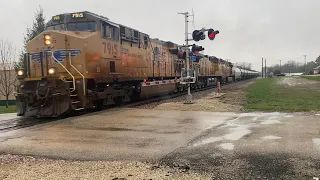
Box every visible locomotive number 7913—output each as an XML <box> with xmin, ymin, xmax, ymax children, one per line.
<box><xmin>102</xmin><ymin>42</ymin><xmax>118</xmax><ymax>56</ymax></box>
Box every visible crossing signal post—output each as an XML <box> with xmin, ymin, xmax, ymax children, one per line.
<box><xmin>178</xmin><ymin>11</ymin><xmax>219</xmax><ymax>104</ymax></box>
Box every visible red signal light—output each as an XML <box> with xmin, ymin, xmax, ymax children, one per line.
<box><xmin>208</xmin><ymin>29</ymin><xmax>219</xmax><ymax>40</ymax></box>
<box><xmin>209</xmin><ymin>32</ymin><xmax>215</xmax><ymax>38</ymax></box>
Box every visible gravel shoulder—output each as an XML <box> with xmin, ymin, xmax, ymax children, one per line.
<box><xmin>0</xmin><ymin>154</ymin><xmax>211</xmax><ymax>180</ymax></box>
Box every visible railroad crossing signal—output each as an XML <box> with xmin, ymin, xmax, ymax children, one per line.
<box><xmin>191</xmin><ymin>44</ymin><xmax>204</xmax><ymax>54</ymax></box>
<box><xmin>192</xmin><ymin>28</ymin><xmax>219</xmax><ymax>42</ymax></box>
<box><xmin>169</xmin><ymin>48</ymin><xmax>179</xmax><ymax>54</ymax></box>
<box><xmin>178</xmin><ymin>50</ymin><xmax>186</xmax><ymax>59</ymax></box>
<box><xmin>192</xmin><ymin>30</ymin><xmax>205</xmax><ymax>42</ymax></box>
<box><xmin>208</xmin><ymin>29</ymin><xmax>219</xmax><ymax>40</ymax></box>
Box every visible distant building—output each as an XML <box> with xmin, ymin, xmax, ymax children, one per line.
<box><xmin>0</xmin><ymin>65</ymin><xmax>17</xmax><ymax>101</ymax></box>
<box><xmin>313</xmin><ymin>65</ymin><xmax>320</xmax><ymax>74</ymax></box>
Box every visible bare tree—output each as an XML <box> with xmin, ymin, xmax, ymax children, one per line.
<box><xmin>236</xmin><ymin>62</ymin><xmax>252</xmax><ymax>70</ymax></box>
<box><xmin>0</xmin><ymin>39</ymin><xmax>18</xmax><ymax>108</ymax></box>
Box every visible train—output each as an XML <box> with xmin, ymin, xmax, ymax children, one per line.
<box><xmin>14</xmin><ymin>11</ymin><xmax>259</xmax><ymax>118</ymax></box>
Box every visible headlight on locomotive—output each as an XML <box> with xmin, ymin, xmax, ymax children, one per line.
<box><xmin>17</xmin><ymin>70</ymin><xmax>24</xmax><ymax>76</ymax></box>
<box><xmin>17</xmin><ymin>69</ymin><xmax>26</xmax><ymax>79</ymax></box>
<box><xmin>48</xmin><ymin>67</ymin><xmax>57</xmax><ymax>75</ymax></box>
<box><xmin>44</xmin><ymin>34</ymin><xmax>51</xmax><ymax>45</ymax></box>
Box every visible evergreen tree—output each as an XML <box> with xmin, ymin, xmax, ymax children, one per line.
<box><xmin>315</xmin><ymin>55</ymin><xmax>320</xmax><ymax>65</ymax></box>
<box><xmin>16</xmin><ymin>6</ymin><xmax>46</xmax><ymax>70</ymax></box>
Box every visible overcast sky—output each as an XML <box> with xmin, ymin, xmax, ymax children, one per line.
<box><xmin>1</xmin><ymin>0</ymin><xmax>320</xmax><ymax>71</ymax></box>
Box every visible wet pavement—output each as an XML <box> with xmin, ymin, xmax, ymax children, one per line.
<box><xmin>0</xmin><ymin>108</ymin><xmax>320</xmax><ymax>179</ymax></box>
<box><xmin>0</xmin><ymin>113</ymin><xmax>18</xmax><ymax>122</ymax></box>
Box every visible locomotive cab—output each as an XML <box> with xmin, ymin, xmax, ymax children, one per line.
<box><xmin>15</xmin><ymin>11</ymin><xmax>145</xmax><ymax>118</ymax></box>
<box><xmin>15</xmin><ymin>12</ymin><xmax>107</xmax><ymax>117</ymax></box>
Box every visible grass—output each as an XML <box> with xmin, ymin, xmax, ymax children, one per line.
<box><xmin>300</xmin><ymin>75</ymin><xmax>320</xmax><ymax>81</ymax></box>
<box><xmin>0</xmin><ymin>105</ymin><xmax>16</xmax><ymax>114</ymax></box>
<box><xmin>245</xmin><ymin>77</ymin><xmax>320</xmax><ymax>112</ymax></box>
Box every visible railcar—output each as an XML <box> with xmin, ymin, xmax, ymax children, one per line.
<box><xmin>15</xmin><ymin>11</ymin><xmax>255</xmax><ymax>118</ymax></box>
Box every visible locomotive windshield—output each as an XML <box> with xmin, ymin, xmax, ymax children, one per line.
<box><xmin>45</xmin><ymin>12</ymin><xmax>98</xmax><ymax>32</ymax></box>
<box><xmin>45</xmin><ymin>24</ymin><xmax>65</xmax><ymax>30</ymax></box>
<box><xmin>67</xmin><ymin>22</ymin><xmax>96</xmax><ymax>31</ymax></box>
<box><xmin>45</xmin><ymin>22</ymin><xmax>96</xmax><ymax>31</ymax></box>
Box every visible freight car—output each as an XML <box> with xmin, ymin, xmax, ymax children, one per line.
<box><xmin>15</xmin><ymin>11</ymin><xmax>258</xmax><ymax>118</ymax></box>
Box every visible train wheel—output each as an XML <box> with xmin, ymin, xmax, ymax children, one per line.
<box><xmin>131</xmin><ymin>90</ymin><xmax>141</xmax><ymax>102</ymax></box>
<box><xmin>94</xmin><ymin>99</ymin><xmax>104</xmax><ymax>111</ymax></box>
<box><xmin>114</xmin><ymin>97</ymin><xmax>125</xmax><ymax>106</ymax></box>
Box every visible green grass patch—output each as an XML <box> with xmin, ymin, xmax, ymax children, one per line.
<box><xmin>245</xmin><ymin>77</ymin><xmax>320</xmax><ymax>112</ymax></box>
<box><xmin>301</xmin><ymin>75</ymin><xmax>320</xmax><ymax>81</ymax></box>
<box><xmin>0</xmin><ymin>105</ymin><xmax>16</xmax><ymax>114</ymax></box>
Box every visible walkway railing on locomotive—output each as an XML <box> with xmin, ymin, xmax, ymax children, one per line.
<box><xmin>16</xmin><ymin>49</ymin><xmax>86</xmax><ymax>97</ymax></box>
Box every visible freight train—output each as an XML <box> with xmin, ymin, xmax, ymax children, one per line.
<box><xmin>15</xmin><ymin>11</ymin><xmax>259</xmax><ymax>118</ymax></box>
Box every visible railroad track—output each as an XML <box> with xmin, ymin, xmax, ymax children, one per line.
<box><xmin>0</xmin><ymin>118</ymin><xmax>53</xmax><ymax>133</ymax></box>
<box><xmin>0</xmin><ymin>78</ymin><xmax>256</xmax><ymax>133</ymax></box>
<box><xmin>124</xmin><ymin>78</ymin><xmax>255</xmax><ymax>108</ymax></box>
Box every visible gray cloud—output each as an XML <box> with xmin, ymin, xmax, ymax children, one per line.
<box><xmin>1</xmin><ymin>0</ymin><xmax>319</xmax><ymax>70</ymax></box>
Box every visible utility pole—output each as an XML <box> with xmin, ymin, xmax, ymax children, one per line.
<box><xmin>265</xmin><ymin>58</ymin><xmax>267</xmax><ymax>78</ymax></box>
<box><xmin>178</xmin><ymin>12</ymin><xmax>193</xmax><ymax>104</ymax></box>
<box><xmin>303</xmin><ymin>55</ymin><xmax>307</xmax><ymax>74</ymax></box>
<box><xmin>262</xmin><ymin>57</ymin><xmax>264</xmax><ymax>78</ymax></box>
<box><xmin>279</xmin><ymin>60</ymin><xmax>282</xmax><ymax>74</ymax></box>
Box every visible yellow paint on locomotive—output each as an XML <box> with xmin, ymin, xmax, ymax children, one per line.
<box><xmin>25</xmin><ymin>30</ymin><xmax>185</xmax><ymax>82</ymax></box>
<box><xmin>24</xmin><ymin>11</ymin><xmax>231</xmax><ymax>83</ymax></box>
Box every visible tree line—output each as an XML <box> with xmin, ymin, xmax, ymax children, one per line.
<box><xmin>234</xmin><ymin>62</ymin><xmax>255</xmax><ymax>71</ymax></box>
<box><xmin>266</xmin><ymin>59</ymin><xmax>319</xmax><ymax>75</ymax></box>
<box><xmin>0</xmin><ymin>6</ymin><xmax>45</xmax><ymax>107</ymax></box>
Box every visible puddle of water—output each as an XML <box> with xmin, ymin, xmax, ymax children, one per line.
<box><xmin>315</xmin><ymin>114</ymin><xmax>320</xmax><ymax>116</ymax></box>
<box><xmin>261</xmin><ymin>120</ymin><xmax>281</xmax><ymax>125</ymax></box>
<box><xmin>312</xmin><ymin>138</ymin><xmax>320</xmax><ymax>150</ymax></box>
<box><xmin>284</xmin><ymin>115</ymin><xmax>294</xmax><ymax>118</ymax></box>
<box><xmin>192</xmin><ymin>137</ymin><xmax>223</xmax><ymax>147</ymax></box>
<box><xmin>219</xmin><ymin>143</ymin><xmax>234</xmax><ymax>150</ymax></box>
<box><xmin>192</xmin><ymin>124</ymin><xmax>252</xmax><ymax>147</ymax></box>
<box><xmin>224</xmin><ymin>126</ymin><xmax>252</xmax><ymax>141</ymax></box>
<box><xmin>262</xmin><ymin>135</ymin><xmax>282</xmax><ymax>140</ymax></box>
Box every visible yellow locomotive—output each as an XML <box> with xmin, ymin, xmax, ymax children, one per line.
<box><xmin>15</xmin><ymin>11</ymin><xmax>235</xmax><ymax>118</ymax></box>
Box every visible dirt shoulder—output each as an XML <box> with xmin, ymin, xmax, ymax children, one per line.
<box><xmin>152</xmin><ymin>80</ymin><xmax>255</xmax><ymax>112</ymax></box>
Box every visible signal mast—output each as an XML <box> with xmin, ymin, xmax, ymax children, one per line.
<box><xmin>177</xmin><ymin>11</ymin><xmax>219</xmax><ymax>104</ymax></box>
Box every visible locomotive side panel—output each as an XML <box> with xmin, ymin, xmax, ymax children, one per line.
<box><xmin>85</xmin><ymin>23</ymin><xmax>151</xmax><ymax>82</ymax></box>
<box><xmin>173</xmin><ymin>57</ymin><xmax>183</xmax><ymax>78</ymax></box>
<box><xmin>119</xmin><ymin>32</ymin><xmax>149</xmax><ymax>80</ymax></box>
<box><xmin>148</xmin><ymin>41</ymin><xmax>176</xmax><ymax>79</ymax></box>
